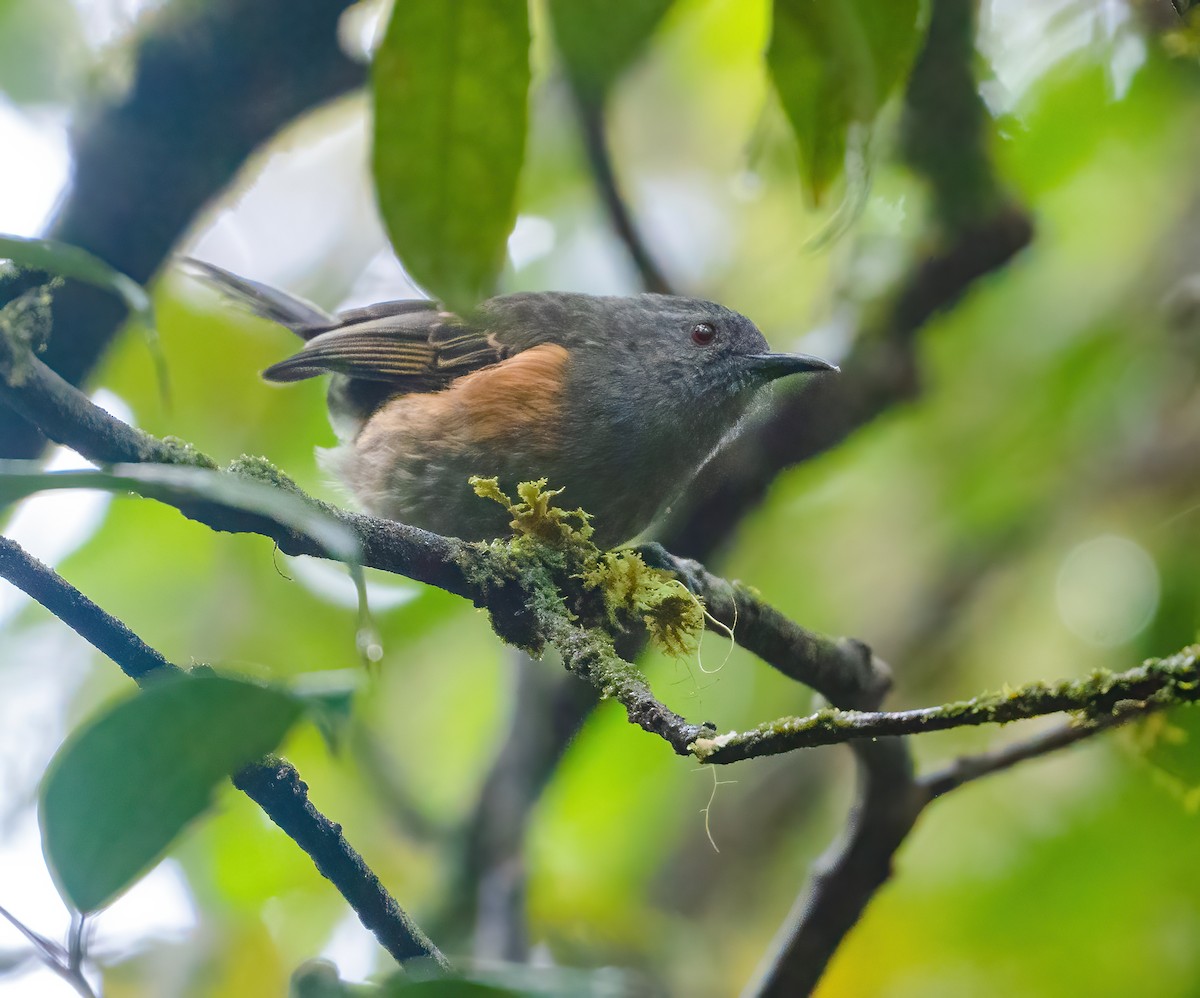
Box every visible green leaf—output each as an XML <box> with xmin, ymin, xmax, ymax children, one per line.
<box><xmin>0</xmin><ymin>461</ymin><xmax>360</xmax><ymax>567</ymax></box>
<box><xmin>548</xmin><ymin>0</ymin><xmax>676</xmax><ymax>101</ymax></box>
<box><xmin>0</xmin><ymin>234</ymin><xmax>153</xmax><ymax>329</ymax></box>
<box><xmin>372</xmin><ymin>0</ymin><xmax>531</xmax><ymax>314</ymax></box>
<box><xmin>768</xmin><ymin>0</ymin><xmax>924</xmax><ymax>204</ymax></box>
<box><xmin>0</xmin><ymin>234</ymin><xmax>170</xmax><ymax>404</ymax></box>
<box><xmin>0</xmin><ymin>460</ymin><xmax>380</xmax><ymax>664</ymax></box>
<box><xmin>40</xmin><ymin>674</ymin><xmax>304</xmax><ymax>912</ymax></box>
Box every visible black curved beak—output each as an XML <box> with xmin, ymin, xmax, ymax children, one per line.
<box><xmin>744</xmin><ymin>352</ymin><xmax>839</xmax><ymax>382</ymax></box>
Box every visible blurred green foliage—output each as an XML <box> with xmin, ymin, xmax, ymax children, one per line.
<box><xmin>2</xmin><ymin>0</ymin><xmax>1200</xmax><ymax>996</ymax></box>
<box><xmin>546</xmin><ymin>0</ymin><xmax>675</xmax><ymax>103</ymax></box>
<box><xmin>768</xmin><ymin>0</ymin><xmax>925</xmax><ymax>204</ymax></box>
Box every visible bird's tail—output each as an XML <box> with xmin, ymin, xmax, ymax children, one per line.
<box><xmin>180</xmin><ymin>258</ymin><xmax>335</xmax><ymax>339</ymax></box>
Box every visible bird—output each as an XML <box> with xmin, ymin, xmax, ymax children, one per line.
<box><xmin>186</xmin><ymin>260</ymin><xmax>837</xmax><ymax>547</ymax></box>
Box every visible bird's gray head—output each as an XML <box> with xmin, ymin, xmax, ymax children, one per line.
<box><xmin>619</xmin><ymin>294</ymin><xmax>835</xmax><ymax>399</ymax></box>
<box><xmin>488</xmin><ymin>292</ymin><xmax>836</xmax><ymax>403</ymax></box>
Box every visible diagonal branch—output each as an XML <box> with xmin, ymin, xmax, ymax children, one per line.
<box><xmin>0</xmin><ymin>331</ymin><xmax>871</xmax><ymax>760</ymax></box>
<box><xmin>572</xmin><ymin>92</ymin><xmax>673</xmax><ymax>295</ymax></box>
<box><xmin>0</xmin><ymin>536</ymin><xmax>447</xmax><ymax>971</ymax></box>
<box><xmin>919</xmin><ymin>707</ymin><xmax>1148</xmax><ymax>800</ymax></box>
<box><xmin>692</xmin><ymin>651</ymin><xmax>1200</xmax><ymax>764</ymax></box>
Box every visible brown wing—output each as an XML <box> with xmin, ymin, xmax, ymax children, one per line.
<box><xmin>261</xmin><ymin>303</ymin><xmax>512</xmax><ymax>394</ymax></box>
<box><xmin>184</xmin><ymin>259</ymin><xmax>553</xmax><ymax>395</ymax></box>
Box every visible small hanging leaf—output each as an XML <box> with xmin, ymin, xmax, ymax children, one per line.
<box><xmin>768</xmin><ymin>0</ymin><xmax>925</xmax><ymax>205</ymax></box>
<box><xmin>372</xmin><ymin>0</ymin><xmax>531</xmax><ymax>314</ymax></box>
<box><xmin>547</xmin><ymin>0</ymin><xmax>676</xmax><ymax>102</ymax></box>
<box><xmin>40</xmin><ymin>674</ymin><xmax>304</xmax><ymax>912</ymax></box>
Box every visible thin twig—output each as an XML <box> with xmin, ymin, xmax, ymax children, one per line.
<box><xmin>0</xmin><ymin>536</ymin><xmax>447</xmax><ymax>971</ymax></box>
<box><xmin>638</xmin><ymin>545</ymin><xmax>892</xmax><ymax>710</ymax></box>
<box><xmin>572</xmin><ymin>92</ymin><xmax>673</xmax><ymax>295</ymax></box>
<box><xmin>919</xmin><ymin>706</ymin><xmax>1152</xmax><ymax>799</ymax></box>
<box><xmin>0</xmin><ymin>903</ymin><xmax>65</xmax><ymax>962</ymax></box>
<box><xmin>0</xmin><ymin>903</ymin><xmax>94</xmax><ymax>998</ymax></box>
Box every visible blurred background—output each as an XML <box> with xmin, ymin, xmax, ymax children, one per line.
<box><xmin>3</xmin><ymin>0</ymin><xmax>1200</xmax><ymax>994</ymax></box>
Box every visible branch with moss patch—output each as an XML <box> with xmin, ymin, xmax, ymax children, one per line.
<box><xmin>461</xmin><ymin>478</ymin><xmax>712</xmax><ymax>752</ymax></box>
<box><xmin>8</xmin><ymin>310</ymin><xmax>1186</xmax><ymax>776</ymax></box>
<box><xmin>694</xmin><ymin>651</ymin><xmax>1200</xmax><ymax>764</ymax></box>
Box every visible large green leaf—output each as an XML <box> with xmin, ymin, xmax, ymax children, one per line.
<box><xmin>768</xmin><ymin>0</ymin><xmax>924</xmax><ymax>204</ymax></box>
<box><xmin>40</xmin><ymin>674</ymin><xmax>304</xmax><ymax>912</ymax></box>
<box><xmin>372</xmin><ymin>0</ymin><xmax>530</xmax><ymax>314</ymax></box>
<box><xmin>547</xmin><ymin>0</ymin><xmax>676</xmax><ymax>101</ymax></box>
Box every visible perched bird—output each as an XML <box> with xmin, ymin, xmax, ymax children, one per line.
<box><xmin>187</xmin><ymin>260</ymin><xmax>837</xmax><ymax>546</ymax></box>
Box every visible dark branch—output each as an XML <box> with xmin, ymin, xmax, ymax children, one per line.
<box><xmin>0</xmin><ymin>0</ymin><xmax>366</xmax><ymax>457</ymax></box>
<box><xmin>572</xmin><ymin>92</ymin><xmax>673</xmax><ymax>295</ymax></box>
<box><xmin>919</xmin><ymin>709</ymin><xmax>1142</xmax><ymax>800</ymax></box>
<box><xmin>747</xmin><ymin>739</ymin><xmax>921</xmax><ymax>998</ymax></box>
<box><xmin>232</xmin><ymin>761</ymin><xmax>443</xmax><ymax>966</ymax></box>
<box><xmin>0</xmin><ymin>536</ymin><xmax>447</xmax><ymax>971</ymax></box>
<box><xmin>638</xmin><ymin>545</ymin><xmax>891</xmax><ymax>710</ymax></box>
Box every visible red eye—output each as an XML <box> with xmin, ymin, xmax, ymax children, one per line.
<box><xmin>691</xmin><ymin>322</ymin><xmax>717</xmax><ymax>346</ymax></box>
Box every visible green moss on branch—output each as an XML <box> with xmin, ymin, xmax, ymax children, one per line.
<box><xmin>693</xmin><ymin>648</ymin><xmax>1200</xmax><ymax>764</ymax></box>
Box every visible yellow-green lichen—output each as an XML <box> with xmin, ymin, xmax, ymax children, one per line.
<box><xmin>466</xmin><ymin>477</ymin><xmax>705</xmax><ymax>657</ymax></box>
<box><xmin>228</xmin><ymin>454</ymin><xmax>303</xmax><ymax>494</ymax></box>
<box><xmin>470</xmin><ymin>475</ymin><xmax>594</xmax><ymax>548</ymax></box>
<box><xmin>159</xmin><ymin>435</ymin><xmax>218</xmax><ymax>470</ymax></box>
<box><xmin>577</xmin><ymin>550</ymin><xmax>704</xmax><ymax>657</ymax></box>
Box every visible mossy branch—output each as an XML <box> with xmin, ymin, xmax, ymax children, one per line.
<box><xmin>693</xmin><ymin>650</ymin><xmax>1200</xmax><ymax>764</ymax></box>
<box><xmin>4</xmin><ymin>325</ymin><xmax>1192</xmax><ymax>768</ymax></box>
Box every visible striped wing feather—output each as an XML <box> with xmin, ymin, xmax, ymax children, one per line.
<box><xmin>262</xmin><ymin>304</ymin><xmax>511</xmax><ymax>392</ymax></box>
